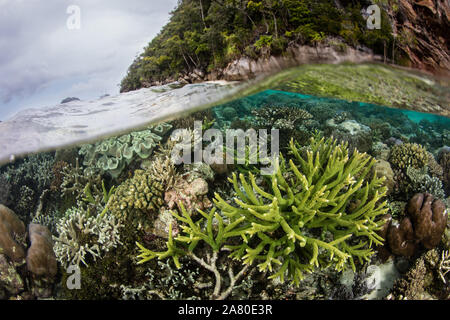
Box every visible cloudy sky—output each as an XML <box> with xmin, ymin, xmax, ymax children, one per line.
<box><xmin>0</xmin><ymin>0</ymin><xmax>178</xmax><ymax>120</ymax></box>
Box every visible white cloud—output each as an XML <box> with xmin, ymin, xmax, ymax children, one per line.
<box><xmin>0</xmin><ymin>0</ymin><xmax>177</xmax><ymax>120</ymax></box>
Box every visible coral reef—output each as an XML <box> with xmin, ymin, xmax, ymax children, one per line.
<box><xmin>325</xmin><ymin>119</ymin><xmax>372</xmax><ymax>153</ymax></box>
<box><xmin>437</xmin><ymin>147</ymin><xmax>450</xmax><ymax>194</ymax></box>
<box><xmin>0</xmin><ymin>175</ymin><xmax>11</xmax><ymax>206</ymax></box>
<box><xmin>221</xmin><ymin>106</ymin><xmax>238</xmax><ymax>120</ymax></box>
<box><xmin>50</xmin><ymin>160</ymin><xmax>69</xmax><ymax>191</ymax></box>
<box><xmin>53</xmin><ymin>206</ymin><xmax>123</xmax><ymax>268</ymax></box>
<box><xmin>383</xmin><ymin>193</ymin><xmax>448</xmax><ymax>257</ymax></box>
<box><xmin>109</xmin><ymin>169</ymin><xmax>165</xmax><ymax>222</ymax></box>
<box><xmin>26</xmin><ymin>224</ymin><xmax>57</xmax><ymax>278</ymax></box>
<box><xmin>303</xmin><ymin>100</ymin><xmax>338</xmax><ymax>123</ymax></box>
<box><xmin>372</xmin><ymin>160</ymin><xmax>395</xmax><ymax>195</ymax></box>
<box><xmin>0</xmin><ymin>204</ymin><xmax>26</xmax><ymax>262</ymax></box>
<box><xmin>119</xmin><ymin>260</ymin><xmax>202</xmax><ymax>300</ymax></box>
<box><xmin>0</xmin><ymin>254</ymin><xmax>24</xmax><ymax>297</ymax></box>
<box><xmin>60</xmin><ymin>158</ymin><xmax>103</xmax><ymax>200</ymax></box>
<box><xmin>251</xmin><ymin>105</ymin><xmax>312</xmax><ymax>129</ymax></box>
<box><xmin>137</xmin><ymin>136</ymin><xmax>388</xmax><ymax>287</ymax></box>
<box><xmin>388</xmin><ymin>249</ymin><xmax>449</xmax><ymax>300</ymax></box>
<box><xmin>426</xmin><ymin>152</ymin><xmax>443</xmax><ymax>179</ymax></box>
<box><xmin>389</xmin><ymin>143</ymin><xmax>428</xmax><ymax>170</ymax></box>
<box><xmin>405</xmin><ymin>167</ymin><xmax>445</xmax><ymax>199</ymax></box>
<box><xmin>79</xmin><ymin>123</ymin><xmax>172</xmax><ymax>178</ymax></box>
<box><xmin>164</xmin><ymin>176</ymin><xmax>211</xmax><ymax>213</ymax></box>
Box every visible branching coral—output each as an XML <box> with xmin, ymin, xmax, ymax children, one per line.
<box><xmin>406</xmin><ymin>167</ymin><xmax>445</xmax><ymax>199</ymax></box>
<box><xmin>136</xmin><ymin>136</ymin><xmax>388</xmax><ymax>287</ymax></box>
<box><xmin>136</xmin><ymin>204</ymin><xmax>251</xmax><ymax>300</ymax></box>
<box><xmin>389</xmin><ymin>143</ymin><xmax>428</xmax><ymax>170</ymax></box>
<box><xmin>60</xmin><ymin>158</ymin><xmax>103</xmax><ymax>200</ymax></box>
<box><xmin>438</xmin><ymin>250</ymin><xmax>450</xmax><ymax>285</ymax></box>
<box><xmin>53</xmin><ymin>206</ymin><xmax>123</xmax><ymax>268</ymax></box>
<box><xmin>79</xmin><ymin>123</ymin><xmax>172</xmax><ymax>178</ymax></box>
<box><xmin>251</xmin><ymin>105</ymin><xmax>312</xmax><ymax>129</ymax></box>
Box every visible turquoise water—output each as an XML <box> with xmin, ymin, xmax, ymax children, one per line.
<box><xmin>213</xmin><ymin>89</ymin><xmax>449</xmax><ymax>153</ymax></box>
<box><xmin>0</xmin><ymin>86</ymin><xmax>449</xmax><ymax>301</ymax></box>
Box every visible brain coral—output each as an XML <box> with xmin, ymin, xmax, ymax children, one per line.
<box><xmin>79</xmin><ymin>122</ymin><xmax>172</xmax><ymax>178</ymax></box>
<box><xmin>389</xmin><ymin>143</ymin><xmax>428</xmax><ymax>170</ymax></box>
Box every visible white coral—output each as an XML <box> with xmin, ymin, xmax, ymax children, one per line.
<box><xmin>53</xmin><ymin>206</ymin><xmax>123</xmax><ymax>269</ymax></box>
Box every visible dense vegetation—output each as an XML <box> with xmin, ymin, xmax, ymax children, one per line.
<box><xmin>120</xmin><ymin>0</ymin><xmax>393</xmax><ymax>92</ymax></box>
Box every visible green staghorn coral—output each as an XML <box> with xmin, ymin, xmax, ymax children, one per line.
<box><xmin>79</xmin><ymin>123</ymin><xmax>172</xmax><ymax>178</ymax></box>
<box><xmin>136</xmin><ymin>136</ymin><xmax>388</xmax><ymax>286</ymax></box>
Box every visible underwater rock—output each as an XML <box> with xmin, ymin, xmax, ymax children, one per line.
<box><xmin>372</xmin><ymin>142</ymin><xmax>390</xmax><ymax>161</ymax></box>
<box><xmin>372</xmin><ymin>160</ymin><xmax>395</xmax><ymax>195</ymax></box>
<box><xmin>152</xmin><ymin>208</ymin><xmax>179</xmax><ymax>239</ymax></box>
<box><xmin>0</xmin><ymin>204</ymin><xmax>26</xmax><ymax>263</ymax></box>
<box><xmin>183</xmin><ymin>162</ymin><xmax>215</xmax><ymax>183</ymax></box>
<box><xmin>165</xmin><ymin>177</ymin><xmax>211</xmax><ymax>213</ymax></box>
<box><xmin>26</xmin><ymin>224</ymin><xmax>57</xmax><ymax>278</ymax></box>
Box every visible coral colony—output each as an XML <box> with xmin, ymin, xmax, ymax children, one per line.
<box><xmin>0</xmin><ymin>89</ymin><xmax>449</xmax><ymax>300</ymax></box>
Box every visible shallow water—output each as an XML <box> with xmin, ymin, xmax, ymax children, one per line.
<box><xmin>0</xmin><ymin>63</ymin><xmax>447</xmax><ymax>166</ymax></box>
<box><xmin>0</xmin><ymin>63</ymin><xmax>449</xmax><ymax>300</ymax></box>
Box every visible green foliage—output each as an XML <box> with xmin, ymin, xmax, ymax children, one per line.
<box><xmin>121</xmin><ymin>0</ymin><xmax>396</xmax><ymax>92</ymax></box>
<box><xmin>136</xmin><ymin>136</ymin><xmax>388</xmax><ymax>285</ymax></box>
